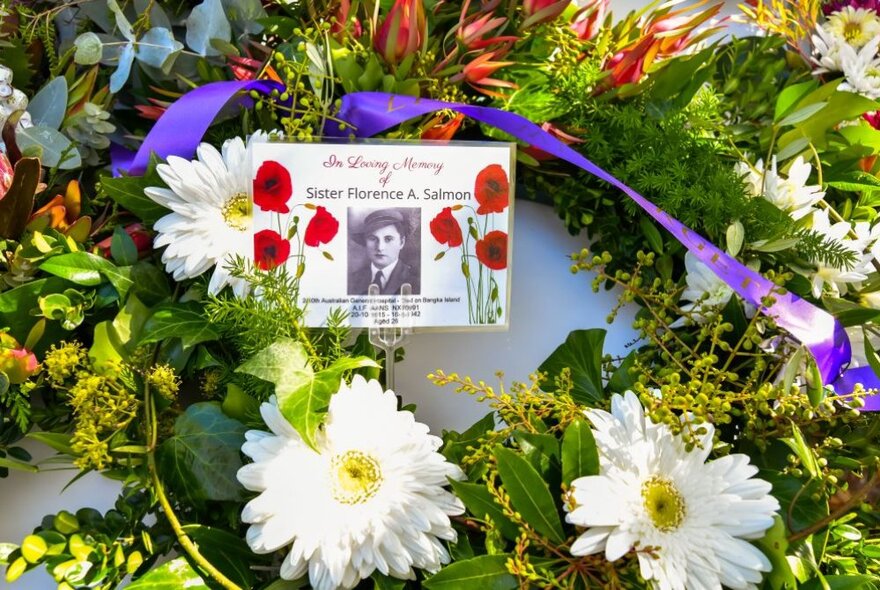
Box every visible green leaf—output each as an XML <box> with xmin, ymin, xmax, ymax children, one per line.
<box><xmin>538</xmin><ymin>329</ymin><xmax>606</xmax><ymax>404</ymax></box>
<box><xmin>39</xmin><ymin>252</ymin><xmax>132</xmax><ymax>297</ymax></box>
<box><xmin>181</xmin><ymin>525</ymin><xmax>258</xmax><ymax>587</ymax></box>
<box><xmin>442</xmin><ymin>411</ymin><xmax>495</xmax><ymax>465</ymax></box>
<box><xmin>0</xmin><ymin>277</ymin><xmax>68</xmax><ymax>342</ymax></box>
<box><xmin>775</xmin><ymin>80</ymin><xmax>819</xmax><ymax>122</ymax></box>
<box><xmin>423</xmin><ymin>555</ymin><xmax>516</xmax><ymax>590</ymax></box>
<box><xmin>762</xmin><ymin>472</ymin><xmax>828</xmax><ymax>534</ymax></box>
<box><xmin>639</xmin><ymin>217</ymin><xmax>664</xmax><ymax>253</ymax></box>
<box><xmin>756</xmin><ymin>516</ymin><xmax>796</xmax><ymax>590</ymax></box>
<box><xmin>110</xmin><ymin>226</ymin><xmax>138</xmax><ymax>265</ymax></box>
<box><xmin>0</xmin><ymin>157</ymin><xmax>39</xmax><ymax>240</ymax></box>
<box><xmin>73</xmin><ymin>32</ymin><xmax>103</xmax><ymax>65</ymax></box>
<box><xmin>157</xmin><ymin>403</ymin><xmax>248</xmax><ymax>503</ymax></box>
<box><xmin>130</xmin><ymin>261</ymin><xmax>172</xmax><ymax>306</ymax></box>
<box><xmin>778</xmin><ymin>102</ymin><xmax>828</xmax><ymax>127</ymax></box>
<box><xmin>125</xmin><ymin>557</ymin><xmax>210</xmax><ymax>589</ymax></box>
<box><xmin>100</xmin><ymin>158</ymin><xmax>169</xmax><ymax>224</ymax></box>
<box><xmin>825</xmin><ymin>171</ymin><xmax>880</xmax><ymax>193</ymax></box>
<box><xmin>140</xmin><ymin>302</ymin><xmax>219</xmax><ymax>348</ymax></box>
<box><xmin>801</xmin><ymin>575</ymin><xmax>879</xmax><ymax>590</ymax></box>
<box><xmin>448</xmin><ymin>480</ymin><xmax>519</xmax><ymax>541</ymax></box>
<box><xmin>237</xmin><ymin>340</ymin><xmax>378</xmax><ymax>449</ymax></box>
<box><xmin>781</xmin><ymin>422</ymin><xmax>821</xmax><ymax>478</ymax></box>
<box><xmin>561</xmin><ymin>419</ymin><xmax>599</xmax><ymax>486</ymax></box>
<box><xmin>26</xmin><ymin>432</ymin><xmax>73</xmax><ymax>455</ymax></box>
<box><xmin>372</xmin><ymin>572</ymin><xmax>406</xmax><ymax>590</ymax></box>
<box><xmin>0</xmin><ymin>456</ymin><xmax>38</xmax><ymax>473</ymax></box>
<box><xmin>186</xmin><ymin>0</ymin><xmax>232</xmax><ymax>56</ymax></box>
<box><xmin>608</xmin><ymin>350</ymin><xmax>637</xmax><ymax>392</ymax></box>
<box><xmin>494</xmin><ymin>446</ymin><xmax>565</xmax><ymax>543</ymax></box>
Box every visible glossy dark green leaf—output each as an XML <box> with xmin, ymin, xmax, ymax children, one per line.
<box><xmin>140</xmin><ymin>302</ymin><xmax>219</xmax><ymax>348</ymax></box>
<box><xmin>181</xmin><ymin>525</ymin><xmax>258</xmax><ymax>587</ymax></box>
<box><xmin>494</xmin><ymin>446</ymin><xmax>564</xmax><ymax>543</ymax></box>
<box><xmin>448</xmin><ymin>480</ymin><xmax>519</xmax><ymax>541</ymax></box>
<box><xmin>100</xmin><ymin>156</ymin><xmax>169</xmax><ymax>224</ymax></box>
<box><xmin>801</xmin><ymin>575</ymin><xmax>879</xmax><ymax>590</ymax></box>
<box><xmin>423</xmin><ymin>555</ymin><xmax>516</xmax><ymax>590</ymax></box>
<box><xmin>157</xmin><ymin>403</ymin><xmax>247</xmax><ymax>503</ymax></box>
<box><xmin>39</xmin><ymin>252</ymin><xmax>132</xmax><ymax>297</ymax></box>
<box><xmin>0</xmin><ymin>278</ymin><xmax>68</xmax><ymax>342</ymax></box>
<box><xmin>110</xmin><ymin>226</ymin><xmax>138</xmax><ymax>266</ymax></box>
<box><xmin>561</xmin><ymin>419</ymin><xmax>599</xmax><ymax>486</ymax></box>
<box><xmin>125</xmin><ymin>557</ymin><xmax>209</xmax><ymax>589</ymax></box>
<box><xmin>538</xmin><ymin>329</ymin><xmax>606</xmax><ymax>404</ymax></box>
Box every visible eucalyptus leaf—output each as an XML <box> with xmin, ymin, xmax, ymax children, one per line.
<box><xmin>136</xmin><ymin>27</ymin><xmax>183</xmax><ymax>72</ymax></box>
<box><xmin>73</xmin><ymin>33</ymin><xmax>103</xmax><ymax>65</ymax></box>
<box><xmin>157</xmin><ymin>403</ymin><xmax>248</xmax><ymax>503</ymax></box>
<box><xmin>186</xmin><ymin>0</ymin><xmax>232</xmax><ymax>56</ymax></box>
<box><xmin>221</xmin><ymin>0</ymin><xmax>267</xmax><ymax>35</ymax></box>
<box><xmin>106</xmin><ymin>0</ymin><xmax>135</xmax><ymax>41</ymax></box>
<box><xmin>109</xmin><ymin>42</ymin><xmax>135</xmax><ymax>94</ymax></box>
<box><xmin>27</xmin><ymin>77</ymin><xmax>68</xmax><ymax>129</ymax></box>
<box><xmin>15</xmin><ymin>125</ymin><xmax>81</xmax><ymax>170</ymax></box>
<box><xmin>134</xmin><ymin>0</ymin><xmax>172</xmax><ymax>29</ymax></box>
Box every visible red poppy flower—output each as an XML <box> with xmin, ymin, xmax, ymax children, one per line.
<box><xmin>474</xmin><ymin>164</ymin><xmax>509</xmax><ymax>215</ymax></box>
<box><xmin>254</xmin><ymin>229</ymin><xmax>291</xmax><ymax>270</ymax></box>
<box><xmin>253</xmin><ymin>161</ymin><xmax>292</xmax><ymax>213</ymax></box>
<box><xmin>304</xmin><ymin>206</ymin><xmax>340</xmax><ymax>247</ymax></box>
<box><xmin>429</xmin><ymin>207</ymin><xmax>463</xmax><ymax>247</ymax></box>
<box><xmin>475</xmin><ymin>230</ymin><xmax>508</xmax><ymax>270</ymax></box>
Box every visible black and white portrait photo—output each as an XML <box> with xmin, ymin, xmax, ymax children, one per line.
<box><xmin>347</xmin><ymin>207</ymin><xmax>422</xmax><ymax>295</ymax></box>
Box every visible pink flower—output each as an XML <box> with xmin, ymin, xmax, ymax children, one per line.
<box><xmin>374</xmin><ymin>0</ymin><xmax>426</xmax><ymax>66</ymax></box>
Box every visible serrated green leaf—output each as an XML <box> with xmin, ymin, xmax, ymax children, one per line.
<box><xmin>125</xmin><ymin>557</ymin><xmax>210</xmax><ymax>589</ymax></box>
<box><xmin>561</xmin><ymin>419</ymin><xmax>599</xmax><ymax>486</ymax></box>
<box><xmin>494</xmin><ymin>446</ymin><xmax>565</xmax><ymax>543</ymax></box>
<box><xmin>140</xmin><ymin>302</ymin><xmax>219</xmax><ymax>348</ymax></box>
<box><xmin>423</xmin><ymin>554</ymin><xmax>516</xmax><ymax>590</ymax></box>
<box><xmin>157</xmin><ymin>403</ymin><xmax>247</xmax><ymax>503</ymax></box>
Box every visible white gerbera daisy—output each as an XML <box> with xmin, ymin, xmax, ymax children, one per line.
<box><xmin>674</xmin><ymin>252</ymin><xmax>733</xmax><ymax>325</ymax></box>
<box><xmin>564</xmin><ymin>392</ymin><xmax>779</xmax><ymax>590</ymax></box>
<box><xmin>825</xmin><ymin>7</ymin><xmax>880</xmax><ymax>49</ymax></box>
<box><xmin>237</xmin><ymin>376</ymin><xmax>465</xmax><ymax>590</ymax></box>
<box><xmin>144</xmin><ymin>136</ymin><xmax>256</xmax><ymax>297</ymax></box>
<box><xmin>735</xmin><ymin>156</ymin><xmax>824</xmax><ymax>220</ymax></box>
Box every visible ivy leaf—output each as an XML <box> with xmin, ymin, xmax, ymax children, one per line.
<box><xmin>27</xmin><ymin>77</ymin><xmax>68</xmax><ymax>130</ymax></box>
<box><xmin>561</xmin><ymin>419</ymin><xmax>599</xmax><ymax>486</ymax></box>
<box><xmin>140</xmin><ymin>302</ymin><xmax>220</xmax><ymax>348</ymax></box>
<box><xmin>236</xmin><ymin>340</ymin><xmax>378</xmax><ymax>449</ymax></box>
<box><xmin>125</xmin><ymin>557</ymin><xmax>210</xmax><ymax>589</ymax></box>
<box><xmin>538</xmin><ymin>329</ymin><xmax>607</xmax><ymax>404</ymax></box>
<box><xmin>186</xmin><ymin>0</ymin><xmax>232</xmax><ymax>56</ymax></box>
<box><xmin>423</xmin><ymin>554</ymin><xmax>516</xmax><ymax>590</ymax></box>
<box><xmin>181</xmin><ymin>525</ymin><xmax>259</xmax><ymax>587</ymax></box>
<box><xmin>157</xmin><ymin>403</ymin><xmax>248</xmax><ymax>503</ymax></box>
<box><xmin>494</xmin><ymin>446</ymin><xmax>565</xmax><ymax>544</ymax></box>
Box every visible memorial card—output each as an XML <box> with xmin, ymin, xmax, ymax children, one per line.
<box><xmin>250</xmin><ymin>140</ymin><xmax>514</xmax><ymax>329</ymax></box>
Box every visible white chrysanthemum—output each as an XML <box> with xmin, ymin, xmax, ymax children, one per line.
<box><xmin>564</xmin><ymin>392</ymin><xmax>780</xmax><ymax>590</ymax></box>
<box><xmin>735</xmin><ymin>156</ymin><xmax>824</xmax><ymax>220</ymax></box>
<box><xmin>144</xmin><ymin>136</ymin><xmax>257</xmax><ymax>297</ymax></box>
<box><xmin>674</xmin><ymin>252</ymin><xmax>733</xmax><ymax>325</ymax></box>
<box><xmin>839</xmin><ymin>36</ymin><xmax>880</xmax><ymax>99</ymax></box>
<box><xmin>826</xmin><ymin>7</ymin><xmax>880</xmax><ymax>49</ymax></box>
<box><xmin>237</xmin><ymin>376</ymin><xmax>465</xmax><ymax>590</ymax></box>
<box><xmin>808</xmin><ymin>209</ymin><xmax>876</xmax><ymax>298</ymax></box>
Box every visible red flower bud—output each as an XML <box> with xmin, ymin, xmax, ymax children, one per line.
<box><xmin>475</xmin><ymin>230</ymin><xmax>508</xmax><ymax>270</ymax></box>
<box><xmin>0</xmin><ymin>333</ymin><xmax>38</xmax><ymax>385</ymax></box>
<box><xmin>429</xmin><ymin>207</ymin><xmax>463</xmax><ymax>247</ymax></box>
<box><xmin>571</xmin><ymin>0</ymin><xmax>608</xmax><ymax>40</ymax></box>
<box><xmin>521</xmin><ymin>0</ymin><xmax>570</xmax><ymax>29</ymax></box>
<box><xmin>374</xmin><ymin>0</ymin><xmax>427</xmax><ymax>65</ymax></box>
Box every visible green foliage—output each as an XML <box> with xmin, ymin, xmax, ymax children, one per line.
<box><xmin>423</xmin><ymin>554</ymin><xmax>517</xmax><ymax>590</ymax></box>
<box><xmin>538</xmin><ymin>329</ymin><xmax>606</xmax><ymax>404</ymax></box>
<box><xmin>125</xmin><ymin>558</ymin><xmax>209</xmax><ymax>589</ymax></box>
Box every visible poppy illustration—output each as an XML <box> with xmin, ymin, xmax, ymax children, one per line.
<box><xmin>253</xmin><ymin>160</ymin><xmax>293</xmax><ymax>213</ymax></box>
<box><xmin>429</xmin><ymin>207</ymin><xmax>463</xmax><ymax>247</ymax></box>
<box><xmin>475</xmin><ymin>230</ymin><xmax>508</xmax><ymax>270</ymax></box>
<box><xmin>304</xmin><ymin>206</ymin><xmax>340</xmax><ymax>247</ymax></box>
<box><xmin>254</xmin><ymin>229</ymin><xmax>291</xmax><ymax>270</ymax></box>
<box><xmin>474</xmin><ymin>164</ymin><xmax>509</xmax><ymax>215</ymax></box>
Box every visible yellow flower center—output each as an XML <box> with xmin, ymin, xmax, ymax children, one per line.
<box><xmin>222</xmin><ymin>193</ymin><xmax>251</xmax><ymax>231</ymax></box>
<box><xmin>331</xmin><ymin>450</ymin><xmax>383</xmax><ymax>505</ymax></box>
<box><xmin>843</xmin><ymin>21</ymin><xmax>866</xmax><ymax>43</ymax></box>
<box><xmin>641</xmin><ymin>476</ymin><xmax>686</xmax><ymax>532</ymax></box>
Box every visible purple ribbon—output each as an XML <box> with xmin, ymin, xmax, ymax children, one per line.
<box><xmin>122</xmin><ymin>82</ymin><xmax>877</xmax><ymax>407</ymax></box>
<box><xmin>119</xmin><ymin>80</ymin><xmax>284</xmax><ymax>175</ymax></box>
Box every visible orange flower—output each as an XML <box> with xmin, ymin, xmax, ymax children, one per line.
<box><xmin>421</xmin><ymin>113</ymin><xmax>466</xmax><ymax>141</ymax></box>
<box><xmin>374</xmin><ymin>0</ymin><xmax>427</xmax><ymax>66</ymax></box>
<box><xmin>27</xmin><ymin>180</ymin><xmax>91</xmax><ymax>241</ymax></box>
<box><xmin>452</xmin><ymin>51</ymin><xmax>517</xmax><ymax>97</ymax></box>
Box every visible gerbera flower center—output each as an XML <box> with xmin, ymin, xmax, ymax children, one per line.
<box><xmin>641</xmin><ymin>476</ymin><xmax>686</xmax><ymax>532</ymax></box>
<box><xmin>331</xmin><ymin>450</ymin><xmax>383</xmax><ymax>505</ymax></box>
<box><xmin>222</xmin><ymin>193</ymin><xmax>251</xmax><ymax>231</ymax></box>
